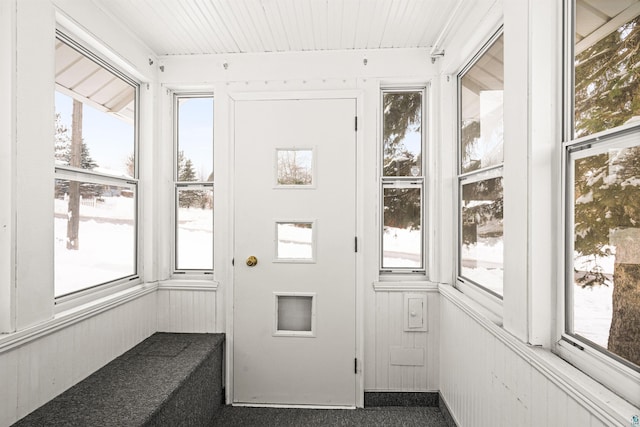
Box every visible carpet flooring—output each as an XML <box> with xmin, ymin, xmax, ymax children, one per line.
<box><xmin>211</xmin><ymin>406</ymin><xmax>449</xmax><ymax>426</ymax></box>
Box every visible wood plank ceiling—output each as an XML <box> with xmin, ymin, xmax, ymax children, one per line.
<box><xmin>91</xmin><ymin>0</ymin><xmax>459</xmax><ymax>56</ymax></box>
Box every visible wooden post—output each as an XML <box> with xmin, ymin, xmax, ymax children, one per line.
<box><xmin>66</xmin><ymin>99</ymin><xmax>82</xmax><ymax>250</ymax></box>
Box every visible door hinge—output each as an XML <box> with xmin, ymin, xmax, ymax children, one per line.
<box><xmin>354</xmin><ymin>236</ymin><xmax>358</xmax><ymax>253</ymax></box>
<box><xmin>354</xmin><ymin>358</ymin><xmax>358</xmax><ymax>374</ymax></box>
<box><xmin>232</xmin><ymin>258</ymin><xmax>234</xmax><ymax>266</ymax></box>
<box><xmin>355</xmin><ymin>116</ymin><xmax>358</xmax><ymax>131</ymax></box>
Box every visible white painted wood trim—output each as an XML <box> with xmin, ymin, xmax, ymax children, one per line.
<box><xmin>229</xmin><ymin>90</ymin><xmax>362</xmax><ymax>102</ymax></box>
<box><xmin>232</xmin><ymin>403</ymin><xmax>356</xmax><ymax>410</ymax></box>
<box><xmin>439</xmin><ymin>284</ymin><xmax>638</xmax><ymax>425</ymax></box>
<box><xmin>372</xmin><ymin>281</ymin><xmax>439</xmax><ymax>292</ymax></box>
<box><xmin>157</xmin><ymin>280</ymin><xmax>219</xmax><ymax>292</ymax></box>
<box><xmin>0</xmin><ymin>282</ymin><xmax>158</xmax><ymax>354</ymax></box>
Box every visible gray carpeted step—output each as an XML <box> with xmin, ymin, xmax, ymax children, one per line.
<box><xmin>13</xmin><ymin>333</ymin><xmax>225</xmax><ymax>427</ymax></box>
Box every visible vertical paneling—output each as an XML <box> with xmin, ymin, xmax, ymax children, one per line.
<box><xmin>0</xmin><ymin>292</ymin><xmax>156</xmax><ymax>425</ymax></box>
<box><xmin>366</xmin><ymin>289</ymin><xmax>438</xmax><ymax>392</ymax></box>
<box><xmin>157</xmin><ymin>289</ymin><xmax>217</xmax><ymax>333</ymax></box>
<box><xmin>92</xmin><ymin>0</ymin><xmax>461</xmax><ymax>55</ymax></box>
<box><xmin>439</xmin><ymin>293</ymin><xmax>627</xmax><ymax>427</ymax></box>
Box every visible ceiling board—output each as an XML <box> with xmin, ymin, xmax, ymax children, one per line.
<box><xmin>91</xmin><ymin>0</ymin><xmax>461</xmax><ymax>56</ymax></box>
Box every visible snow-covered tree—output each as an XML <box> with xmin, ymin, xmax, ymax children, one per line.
<box><xmin>572</xmin><ymin>16</ymin><xmax>640</xmax><ymax>365</ymax></box>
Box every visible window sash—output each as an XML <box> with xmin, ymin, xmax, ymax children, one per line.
<box><xmin>173</xmin><ymin>94</ymin><xmax>214</xmax><ymax>273</ymax></box>
<box><xmin>559</xmin><ymin>0</ymin><xmax>640</xmax><ymax>401</ymax></box>
<box><xmin>379</xmin><ymin>87</ymin><xmax>427</xmax><ymax>275</ymax></box>
<box><xmin>457</xmin><ymin>168</ymin><xmax>504</xmax><ymax>298</ymax></box>
<box><xmin>54</xmin><ymin>172</ymin><xmax>138</xmax><ymax>297</ymax></box>
<box><xmin>380</xmin><ymin>178</ymin><xmax>425</xmax><ymax>273</ymax></box>
<box><xmin>456</xmin><ymin>29</ymin><xmax>505</xmax><ymax>298</ymax></box>
<box><xmin>174</xmin><ymin>183</ymin><xmax>214</xmax><ymax>272</ymax></box>
<box><xmin>54</xmin><ymin>32</ymin><xmax>139</xmax><ymax>298</ymax></box>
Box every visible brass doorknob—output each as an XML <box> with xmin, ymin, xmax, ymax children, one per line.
<box><xmin>246</xmin><ymin>256</ymin><xmax>258</xmax><ymax>267</ymax></box>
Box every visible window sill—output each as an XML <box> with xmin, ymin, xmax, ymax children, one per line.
<box><xmin>556</xmin><ymin>337</ymin><xmax>640</xmax><ymax>409</ymax></box>
<box><xmin>372</xmin><ymin>281</ymin><xmax>439</xmax><ymax>292</ymax></box>
<box><xmin>454</xmin><ymin>278</ymin><xmax>503</xmax><ymax>322</ymax></box>
<box><xmin>158</xmin><ymin>279</ymin><xmax>219</xmax><ymax>291</ymax></box>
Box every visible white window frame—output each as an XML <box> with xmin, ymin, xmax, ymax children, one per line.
<box><xmin>379</xmin><ymin>86</ymin><xmax>428</xmax><ymax>277</ymax></box>
<box><xmin>53</xmin><ymin>31</ymin><xmax>140</xmax><ymax>303</ymax></box>
<box><xmin>556</xmin><ymin>0</ymin><xmax>640</xmax><ymax>404</ymax></box>
<box><xmin>172</xmin><ymin>93</ymin><xmax>214</xmax><ymax>276</ymax></box>
<box><xmin>455</xmin><ymin>28</ymin><xmax>505</xmax><ymax>301</ymax></box>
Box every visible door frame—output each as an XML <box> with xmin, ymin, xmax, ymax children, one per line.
<box><xmin>225</xmin><ymin>90</ymin><xmax>365</xmax><ymax>408</ymax></box>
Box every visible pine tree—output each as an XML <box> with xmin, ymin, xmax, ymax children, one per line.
<box><xmin>382</xmin><ymin>92</ymin><xmax>423</xmax><ymax>232</ymax></box>
<box><xmin>573</xmin><ymin>16</ymin><xmax>640</xmax><ymax>365</ymax></box>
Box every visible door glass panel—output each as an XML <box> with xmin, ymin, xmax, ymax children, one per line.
<box><xmin>276</xmin><ymin>222</ymin><xmax>314</xmax><ymax>260</ymax></box>
<box><xmin>277</xmin><ymin>296</ymin><xmax>313</xmax><ymax>332</ymax></box>
<box><xmin>276</xmin><ymin>149</ymin><xmax>313</xmax><ymax>186</ymax></box>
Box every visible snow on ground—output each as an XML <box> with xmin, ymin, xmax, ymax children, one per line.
<box><xmin>382</xmin><ymin>227</ymin><xmax>421</xmax><ymax>268</ymax></box>
<box><xmin>177</xmin><ymin>207</ymin><xmax>213</xmax><ymax>270</ymax></box>
<box><xmin>460</xmin><ymin>237</ymin><xmax>503</xmax><ymax>295</ymax></box>
<box><xmin>54</xmin><ymin>216</ymin><xmax>135</xmax><ymax>296</ymax></box>
<box><xmin>277</xmin><ymin>223</ymin><xmax>313</xmax><ymax>259</ymax></box>
<box><xmin>573</xmin><ymin>281</ymin><xmax>613</xmax><ymax>349</ymax></box>
<box><xmin>53</xmin><ymin>198</ymin><xmax>616</xmax><ymax>347</ymax></box>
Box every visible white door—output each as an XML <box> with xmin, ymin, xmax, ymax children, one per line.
<box><xmin>233</xmin><ymin>97</ymin><xmax>357</xmax><ymax>406</ymax></box>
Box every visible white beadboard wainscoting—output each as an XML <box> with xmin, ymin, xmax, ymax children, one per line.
<box><xmin>439</xmin><ymin>285</ymin><xmax>638</xmax><ymax>427</ymax></box>
<box><xmin>0</xmin><ymin>288</ymin><xmax>157</xmax><ymax>426</ymax></box>
<box><xmin>365</xmin><ymin>282</ymin><xmax>440</xmax><ymax>392</ymax></box>
<box><xmin>157</xmin><ymin>281</ymin><xmax>218</xmax><ymax>333</ymax></box>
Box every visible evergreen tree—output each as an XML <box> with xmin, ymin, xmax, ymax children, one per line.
<box><xmin>179</xmin><ymin>158</ymin><xmax>197</xmax><ymax>182</ymax></box>
<box><xmin>54</xmin><ymin>112</ymin><xmax>101</xmax><ymax>199</ymax></box>
<box><xmin>573</xmin><ymin>16</ymin><xmax>640</xmax><ymax>365</ymax></box>
<box><xmin>177</xmin><ymin>156</ymin><xmax>203</xmax><ymax>208</ymax></box>
<box><xmin>382</xmin><ymin>92</ymin><xmax>421</xmax><ymax>177</ymax></box>
<box><xmin>382</xmin><ymin>92</ymin><xmax>423</xmax><ymax>231</ymax></box>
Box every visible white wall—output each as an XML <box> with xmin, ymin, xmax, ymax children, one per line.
<box><xmin>157</xmin><ymin>284</ymin><xmax>218</xmax><ymax>333</ymax></box>
<box><xmin>440</xmin><ymin>286</ymin><xmax>637</xmax><ymax>426</ymax></box>
<box><xmin>364</xmin><ymin>287</ymin><xmax>440</xmax><ymax>391</ymax></box>
<box><xmin>0</xmin><ymin>290</ymin><xmax>157</xmax><ymax>426</ymax></box>
<box><xmin>158</xmin><ymin>48</ymin><xmax>442</xmax><ymax>401</ymax></box>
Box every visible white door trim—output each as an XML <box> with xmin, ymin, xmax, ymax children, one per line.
<box><xmin>224</xmin><ymin>90</ymin><xmax>365</xmax><ymax>408</ymax></box>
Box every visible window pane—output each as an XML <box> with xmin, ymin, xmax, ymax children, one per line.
<box><xmin>276</xmin><ymin>222</ymin><xmax>313</xmax><ymax>260</ymax></box>
<box><xmin>276</xmin><ymin>149</ymin><xmax>313</xmax><ymax>185</ymax></box>
<box><xmin>54</xmin><ymin>179</ymin><xmax>135</xmax><ymax>296</ymax></box>
<box><xmin>382</xmin><ymin>187</ymin><xmax>422</xmax><ymax>269</ymax></box>
<box><xmin>571</xmin><ymin>145</ymin><xmax>640</xmax><ymax>367</ymax></box>
<box><xmin>277</xmin><ymin>296</ymin><xmax>313</xmax><ymax>332</ymax></box>
<box><xmin>383</xmin><ymin>92</ymin><xmax>422</xmax><ymax>177</ymax></box>
<box><xmin>176</xmin><ymin>188</ymin><xmax>213</xmax><ymax>270</ymax></box>
<box><xmin>55</xmin><ymin>40</ymin><xmax>135</xmax><ymax>178</ymax></box>
<box><xmin>177</xmin><ymin>97</ymin><xmax>214</xmax><ymax>182</ymax></box>
<box><xmin>460</xmin><ymin>176</ymin><xmax>503</xmax><ymax>295</ymax></box>
<box><xmin>460</xmin><ymin>34</ymin><xmax>504</xmax><ymax>173</ymax></box>
<box><xmin>574</xmin><ymin>4</ymin><xmax>640</xmax><ymax>138</ymax></box>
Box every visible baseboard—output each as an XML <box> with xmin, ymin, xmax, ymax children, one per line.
<box><xmin>438</xmin><ymin>393</ymin><xmax>458</xmax><ymax>427</ymax></box>
<box><xmin>364</xmin><ymin>391</ymin><xmax>439</xmax><ymax>407</ymax></box>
